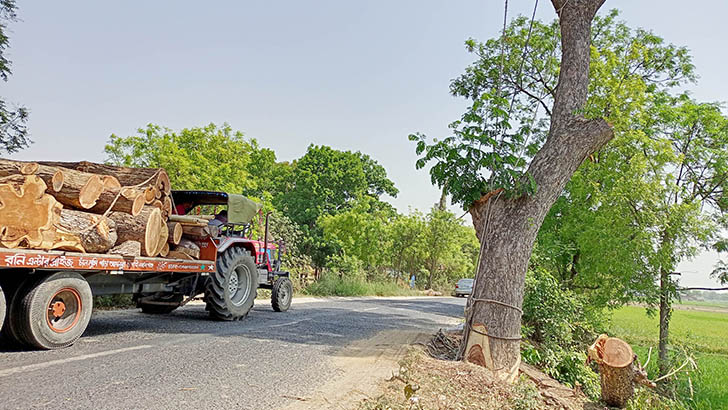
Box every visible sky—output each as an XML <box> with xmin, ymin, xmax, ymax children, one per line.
<box><xmin>3</xmin><ymin>1</ymin><xmax>728</xmax><ymax>288</ymax></box>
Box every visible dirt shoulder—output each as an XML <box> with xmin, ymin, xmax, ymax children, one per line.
<box><xmin>281</xmin><ymin>330</ymin><xmax>430</xmax><ymax>410</ymax></box>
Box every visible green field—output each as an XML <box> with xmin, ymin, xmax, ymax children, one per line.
<box><xmin>609</xmin><ymin>306</ymin><xmax>728</xmax><ymax>409</ymax></box>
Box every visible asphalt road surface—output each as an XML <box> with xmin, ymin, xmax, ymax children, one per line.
<box><xmin>0</xmin><ymin>296</ymin><xmax>466</xmax><ymax>410</ymax></box>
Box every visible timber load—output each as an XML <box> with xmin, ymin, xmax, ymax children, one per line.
<box><xmin>0</xmin><ymin>159</ymin><xmax>209</xmax><ymax>260</ymax></box>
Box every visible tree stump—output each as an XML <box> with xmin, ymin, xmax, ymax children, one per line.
<box><xmin>588</xmin><ymin>335</ymin><xmax>650</xmax><ymax>408</ymax></box>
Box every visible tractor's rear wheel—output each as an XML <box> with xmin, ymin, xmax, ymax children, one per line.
<box><xmin>15</xmin><ymin>272</ymin><xmax>93</xmax><ymax>349</ymax></box>
<box><xmin>205</xmin><ymin>247</ymin><xmax>258</xmax><ymax>321</ymax></box>
<box><xmin>271</xmin><ymin>277</ymin><xmax>293</xmax><ymax>312</ymax></box>
<box><xmin>139</xmin><ymin>292</ymin><xmax>183</xmax><ymax>314</ymax></box>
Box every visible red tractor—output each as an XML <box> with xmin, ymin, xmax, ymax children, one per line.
<box><xmin>135</xmin><ymin>190</ymin><xmax>293</xmax><ymax>319</ymax></box>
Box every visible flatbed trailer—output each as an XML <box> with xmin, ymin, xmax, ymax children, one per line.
<box><xmin>0</xmin><ymin>192</ymin><xmax>294</xmax><ymax>350</ymax></box>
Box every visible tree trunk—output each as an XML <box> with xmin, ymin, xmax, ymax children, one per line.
<box><xmin>108</xmin><ymin>240</ymin><xmax>141</xmax><ymax>257</ymax></box>
<box><xmin>87</xmin><ymin>187</ymin><xmax>146</xmax><ymax>216</ymax></box>
<box><xmin>108</xmin><ymin>206</ymin><xmax>164</xmax><ymax>256</ymax></box>
<box><xmin>461</xmin><ymin>0</ymin><xmax>613</xmax><ymax>380</ymax></box>
<box><xmin>55</xmin><ymin>209</ymin><xmax>117</xmax><ymax>253</ymax></box>
<box><xmin>658</xmin><ymin>267</ymin><xmax>672</xmax><ymax>377</ymax></box>
<box><xmin>588</xmin><ymin>335</ymin><xmax>654</xmax><ymax>408</ymax></box>
<box><xmin>38</xmin><ymin>160</ymin><xmax>171</xmax><ymax>195</ymax></box>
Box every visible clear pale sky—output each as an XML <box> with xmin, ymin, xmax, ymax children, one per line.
<box><xmin>3</xmin><ymin>1</ymin><xmax>727</xmax><ymax>288</ymax></box>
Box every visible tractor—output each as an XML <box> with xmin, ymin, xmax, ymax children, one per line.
<box><xmin>134</xmin><ymin>190</ymin><xmax>293</xmax><ymax>319</ymax></box>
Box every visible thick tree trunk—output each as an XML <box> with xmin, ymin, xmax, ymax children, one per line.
<box><xmin>56</xmin><ymin>209</ymin><xmax>117</xmax><ymax>253</ymax></box>
<box><xmin>108</xmin><ymin>206</ymin><xmax>164</xmax><ymax>257</ymax></box>
<box><xmin>658</xmin><ymin>268</ymin><xmax>672</xmax><ymax>377</ymax></box>
<box><xmin>167</xmin><ymin>222</ymin><xmax>183</xmax><ymax>245</ymax></box>
<box><xmin>87</xmin><ymin>187</ymin><xmax>146</xmax><ymax>216</ymax></box>
<box><xmin>461</xmin><ymin>0</ymin><xmax>613</xmax><ymax>380</ymax></box>
<box><xmin>38</xmin><ymin>161</ymin><xmax>171</xmax><ymax>195</ymax></box>
<box><xmin>108</xmin><ymin>240</ymin><xmax>141</xmax><ymax>257</ymax></box>
<box><xmin>0</xmin><ymin>175</ymin><xmax>60</xmax><ymax>248</ymax></box>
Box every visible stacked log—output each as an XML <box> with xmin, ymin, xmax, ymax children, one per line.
<box><xmin>0</xmin><ymin>159</ymin><xmax>211</xmax><ymax>260</ymax></box>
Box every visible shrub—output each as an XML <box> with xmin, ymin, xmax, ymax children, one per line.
<box><xmin>521</xmin><ymin>267</ymin><xmax>602</xmax><ymax>399</ymax></box>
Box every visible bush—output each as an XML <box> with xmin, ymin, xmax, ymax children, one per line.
<box><xmin>303</xmin><ymin>274</ymin><xmax>415</xmax><ymax>297</ymax></box>
<box><xmin>521</xmin><ymin>267</ymin><xmax>602</xmax><ymax>399</ymax></box>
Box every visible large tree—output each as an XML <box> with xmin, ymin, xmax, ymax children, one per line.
<box><xmin>412</xmin><ymin>0</ymin><xmax>613</xmax><ymax>379</ymax></box>
<box><xmin>0</xmin><ymin>0</ymin><xmax>29</xmax><ymax>154</ymax></box>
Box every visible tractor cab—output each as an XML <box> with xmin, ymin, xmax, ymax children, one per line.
<box><xmin>170</xmin><ymin>190</ymin><xmax>292</xmax><ymax>314</ymax></box>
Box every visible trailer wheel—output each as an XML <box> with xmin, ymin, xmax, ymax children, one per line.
<box><xmin>139</xmin><ymin>293</ymin><xmax>183</xmax><ymax>314</ymax></box>
<box><xmin>206</xmin><ymin>246</ymin><xmax>258</xmax><ymax>321</ymax></box>
<box><xmin>0</xmin><ymin>275</ymin><xmax>35</xmax><ymax>346</ymax></box>
<box><xmin>0</xmin><ymin>284</ymin><xmax>5</xmax><ymax>334</ymax></box>
<box><xmin>271</xmin><ymin>277</ymin><xmax>293</xmax><ymax>312</ymax></box>
<box><xmin>16</xmin><ymin>272</ymin><xmax>93</xmax><ymax>350</ymax></box>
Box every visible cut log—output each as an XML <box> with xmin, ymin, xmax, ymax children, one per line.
<box><xmin>143</xmin><ymin>186</ymin><xmax>156</xmax><ymax>204</ymax></box>
<box><xmin>109</xmin><ymin>240</ymin><xmax>142</xmax><ymax>257</ymax></box>
<box><xmin>162</xmin><ymin>196</ymin><xmax>172</xmax><ymax>217</ymax></box>
<box><xmin>168</xmin><ymin>222</ymin><xmax>183</xmax><ymax>245</ymax></box>
<box><xmin>0</xmin><ymin>175</ymin><xmax>58</xmax><ymax>248</ymax></box>
<box><xmin>181</xmin><ymin>224</ymin><xmax>219</xmax><ymax>238</ymax></box>
<box><xmin>152</xmin><ymin>218</ymin><xmax>169</xmax><ymax>256</ymax></box>
<box><xmin>175</xmin><ymin>238</ymin><xmax>200</xmax><ymax>259</ymax></box>
<box><xmin>0</xmin><ymin>159</ymin><xmax>112</xmax><ymax>208</ymax></box>
<box><xmin>38</xmin><ymin>161</ymin><xmax>172</xmax><ymax>194</ymax></box>
<box><xmin>159</xmin><ymin>242</ymin><xmax>170</xmax><ymax>257</ymax></box>
<box><xmin>102</xmin><ymin>175</ymin><xmax>121</xmax><ymax>189</ymax></box>
<box><xmin>588</xmin><ymin>335</ymin><xmax>643</xmax><ymax>408</ymax></box>
<box><xmin>87</xmin><ymin>187</ymin><xmax>146</xmax><ymax>216</ymax></box>
<box><xmin>167</xmin><ymin>250</ymin><xmax>194</xmax><ymax>260</ymax></box>
<box><xmin>109</xmin><ymin>206</ymin><xmax>163</xmax><ymax>257</ymax></box>
<box><xmin>169</xmin><ymin>215</ymin><xmax>212</xmax><ymax>225</ymax></box>
<box><xmin>20</xmin><ymin>162</ymin><xmax>39</xmax><ymax>175</ymax></box>
<box><xmin>56</xmin><ymin>209</ymin><xmax>117</xmax><ymax>253</ymax></box>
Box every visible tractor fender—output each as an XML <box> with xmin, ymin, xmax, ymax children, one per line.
<box><xmin>217</xmin><ymin>237</ymin><xmax>256</xmax><ymax>258</ymax></box>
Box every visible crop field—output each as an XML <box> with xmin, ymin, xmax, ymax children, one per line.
<box><xmin>609</xmin><ymin>306</ymin><xmax>728</xmax><ymax>409</ymax></box>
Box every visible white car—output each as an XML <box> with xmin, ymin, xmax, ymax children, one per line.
<box><xmin>454</xmin><ymin>278</ymin><xmax>474</xmax><ymax>297</ymax></box>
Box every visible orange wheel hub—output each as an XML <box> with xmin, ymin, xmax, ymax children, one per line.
<box><xmin>46</xmin><ymin>287</ymin><xmax>82</xmax><ymax>333</ymax></box>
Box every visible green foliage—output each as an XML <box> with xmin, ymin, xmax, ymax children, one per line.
<box><xmin>521</xmin><ymin>268</ymin><xmax>601</xmax><ymax>399</ymax></box>
<box><xmin>0</xmin><ymin>0</ymin><xmax>29</xmax><ymax>154</ymax></box>
<box><xmin>303</xmin><ymin>274</ymin><xmax>415</xmax><ymax>297</ymax></box>
<box><xmin>105</xmin><ymin>123</ymin><xmax>276</xmax><ymax>197</ymax></box>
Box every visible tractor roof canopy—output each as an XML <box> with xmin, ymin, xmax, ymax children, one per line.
<box><xmin>171</xmin><ymin>190</ymin><xmax>262</xmax><ymax>224</ymax></box>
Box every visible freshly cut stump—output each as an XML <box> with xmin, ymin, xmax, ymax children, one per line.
<box><xmin>588</xmin><ymin>335</ymin><xmax>637</xmax><ymax>408</ymax></box>
<box><xmin>109</xmin><ymin>206</ymin><xmax>163</xmax><ymax>256</ymax></box>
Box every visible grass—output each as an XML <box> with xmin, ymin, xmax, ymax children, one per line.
<box><xmin>303</xmin><ymin>275</ymin><xmax>421</xmax><ymax>297</ymax></box>
<box><xmin>676</xmin><ymin>300</ymin><xmax>728</xmax><ymax>309</ymax></box>
<box><xmin>609</xmin><ymin>306</ymin><xmax>728</xmax><ymax>409</ymax></box>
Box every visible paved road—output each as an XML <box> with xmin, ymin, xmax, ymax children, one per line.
<box><xmin>0</xmin><ymin>296</ymin><xmax>465</xmax><ymax>410</ymax></box>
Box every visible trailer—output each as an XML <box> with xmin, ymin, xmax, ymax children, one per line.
<box><xmin>0</xmin><ymin>190</ymin><xmax>293</xmax><ymax>350</ymax></box>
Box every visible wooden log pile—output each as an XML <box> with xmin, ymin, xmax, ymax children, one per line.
<box><xmin>0</xmin><ymin>159</ymin><xmax>208</xmax><ymax>260</ymax></box>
